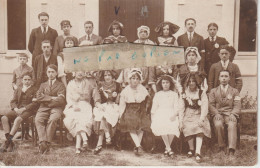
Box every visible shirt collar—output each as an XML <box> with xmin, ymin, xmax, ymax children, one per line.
<box><xmin>209</xmin><ymin>36</ymin><xmax>217</xmax><ymax>41</ymax></box>
<box><xmin>86</xmin><ymin>33</ymin><xmax>93</xmax><ymax>39</ymax></box>
<box><xmin>220</xmin><ymin>84</ymin><xmax>229</xmax><ymax>92</ymax></box>
<box><xmin>41</xmin><ymin>26</ymin><xmax>49</xmax><ymax>33</ymax></box>
<box><xmin>49</xmin><ymin>79</ymin><xmax>56</xmax><ymax>86</ymax></box>
<box><xmin>221</xmin><ymin>60</ymin><xmax>230</xmax><ymax>69</ymax></box>
<box><xmin>22</xmin><ymin>85</ymin><xmax>31</xmax><ymax>93</ymax></box>
<box><xmin>187</xmin><ymin>31</ymin><xmax>194</xmax><ymax>36</ymax></box>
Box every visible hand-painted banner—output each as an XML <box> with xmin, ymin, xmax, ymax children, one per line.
<box><xmin>63</xmin><ymin>43</ymin><xmax>185</xmax><ymax>72</ymax></box>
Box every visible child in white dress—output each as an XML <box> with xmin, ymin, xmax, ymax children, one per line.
<box><xmin>151</xmin><ymin>75</ymin><xmax>180</xmax><ymax>157</ymax></box>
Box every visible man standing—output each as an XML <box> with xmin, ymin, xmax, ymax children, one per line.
<box><xmin>79</xmin><ymin>21</ymin><xmax>102</xmax><ymax>46</ymax></box>
<box><xmin>35</xmin><ymin>64</ymin><xmax>66</xmax><ymax>154</ymax></box>
<box><xmin>177</xmin><ymin>18</ymin><xmax>205</xmax><ymax>71</ymax></box>
<box><xmin>33</xmin><ymin>40</ymin><xmax>57</xmax><ymax>88</ymax></box>
<box><xmin>28</xmin><ymin>12</ymin><xmax>58</xmax><ymax>64</ymax></box>
<box><xmin>209</xmin><ymin>70</ymin><xmax>241</xmax><ymax>156</ymax></box>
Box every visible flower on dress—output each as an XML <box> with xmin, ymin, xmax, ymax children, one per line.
<box><xmin>214</xmin><ymin>43</ymin><xmax>219</xmax><ymax>48</ymax></box>
<box><xmin>112</xmin><ymin>91</ymin><xmax>118</xmax><ymax>97</ymax></box>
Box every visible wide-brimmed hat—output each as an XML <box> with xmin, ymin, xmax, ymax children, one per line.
<box><xmin>185</xmin><ymin>47</ymin><xmax>201</xmax><ymax>64</ymax></box>
<box><xmin>60</xmin><ymin>20</ymin><xmax>72</xmax><ymax>28</ymax></box>
<box><xmin>155</xmin><ymin>21</ymin><xmax>180</xmax><ymax>35</ymax></box>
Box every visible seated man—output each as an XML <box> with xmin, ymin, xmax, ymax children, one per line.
<box><xmin>209</xmin><ymin>70</ymin><xmax>241</xmax><ymax>156</ymax></box>
<box><xmin>35</xmin><ymin>64</ymin><xmax>66</xmax><ymax>154</ymax></box>
<box><xmin>0</xmin><ymin>72</ymin><xmax>38</xmax><ymax>152</ymax></box>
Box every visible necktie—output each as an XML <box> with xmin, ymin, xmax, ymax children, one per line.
<box><xmin>88</xmin><ymin>35</ymin><xmax>90</xmax><ymax>40</ymax></box>
<box><xmin>189</xmin><ymin>33</ymin><xmax>192</xmax><ymax>42</ymax></box>
<box><xmin>49</xmin><ymin>80</ymin><xmax>52</xmax><ymax>88</ymax></box>
<box><xmin>43</xmin><ymin>27</ymin><xmax>46</xmax><ymax>34</ymax></box>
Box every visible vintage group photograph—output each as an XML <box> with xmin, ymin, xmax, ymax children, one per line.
<box><xmin>0</xmin><ymin>0</ymin><xmax>257</xmax><ymax>166</ymax></box>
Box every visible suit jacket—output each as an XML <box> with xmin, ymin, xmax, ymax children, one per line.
<box><xmin>177</xmin><ymin>32</ymin><xmax>205</xmax><ymax>71</ymax></box>
<box><xmin>33</xmin><ymin>54</ymin><xmax>57</xmax><ymax>88</ymax></box>
<box><xmin>28</xmin><ymin>26</ymin><xmax>58</xmax><ymax>62</ymax></box>
<box><xmin>10</xmin><ymin>86</ymin><xmax>38</xmax><ymax>111</ymax></box>
<box><xmin>209</xmin><ymin>85</ymin><xmax>241</xmax><ymax>118</ymax></box>
<box><xmin>78</xmin><ymin>34</ymin><xmax>102</xmax><ymax>46</ymax></box>
<box><xmin>208</xmin><ymin>61</ymin><xmax>243</xmax><ymax>92</ymax></box>
<box><xmin>36</xmin><ymin>80</ymin><xmax>66</xmax><ymax>112</ymax></box>
<box><xmin>204</xmin><ymin>36</ymin><xmax>229</xmax><ymax>74</ymax></box>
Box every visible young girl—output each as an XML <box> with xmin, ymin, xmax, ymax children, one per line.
<box><xmin>179</xmin><ymin>74</ymin><xmax>211</xmax><ymax>163</ymax></box>
<box><xmin>57</xmin><ymin>37</ymin><xmax>77</xmax><ymax>87</ymax></box>
<box><xmin>93</xmin><ymin>70</ymin><xmax>121</xmax><ymax>154</ymax></box>
<box><xmin>134</xmin><ymin>25</ymin><xmax>155</xmax><ymax>44</ymax></box>
<box><xmin>150</xmin><ymin>75</ymin><xmax>180</xmax><ymax>157</ymax></box>
<box><xmin>63</xmin><ymin>71</ymin><xmax>101</xmax><ymax>154</ymax></box>
<box><xmin>103</xmin><ymin>20</ymin><xmax>127</xmax><ymax>44</ymax></box>
<box><xmin>119</xmin><ymin>69</ymin><xmax>150</xmax><ymax>155</ymax></box>
<box><xmin>154</xmin><ymin>21</ymin><xmax>180</xmax><ymax>46</ymax></box>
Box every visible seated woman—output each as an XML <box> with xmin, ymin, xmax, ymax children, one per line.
<box><xmin>57</xmin><ymin>37</ymin><xmax>77</xmax><ymax>87</ymax></box>
<box><xmin>93</xmin><ymin>70</ymin><xmax>121</xmax><ymax>154</ymax></box>
<box><xmin>134</xmin><ymin>25</ymin><xmax>155</xmax><ymax>44</ymax></box>
<box><xmin>154</xmin><ymin>21</ymin><xmax>180</xmax><ymax>46</ymax></box>
<box><xmin>103</xmin><ymin>20</ymin><xmax>127</xmax><ymax>44</ymax></box>
<box><xmin>63</xmin><ymin>71</ymin><xmax>101</xmax><ymax>154</ymax></box>
<box><xmin>179</xmin><ymin>74</ymin><xmax>211</xmax><ymax>163</ymax></box>
<box><xmin>119</xmin><ymin>69</ymin><xmax>151</xmax><ymax>155</ymax></box>
<box><xmin>150</xmin><ymin>75</ymin><xmax>180</xmax><ymax>157</ymax></box>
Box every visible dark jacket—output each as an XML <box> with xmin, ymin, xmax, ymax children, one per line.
<box><xmin>10</xmin><ymin>86</ymin><xmax>38</xmax><ymax>111</ymax></box>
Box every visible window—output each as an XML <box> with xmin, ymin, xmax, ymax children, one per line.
<box><xmin>7</xmin><ymin>0</ymin><xmax>26</xmax><ymax>50</ymax></box>
<box><xmin>238</xmin><ymin>0</ymin><xmax>257</xmax><ymax>52</ymax></box>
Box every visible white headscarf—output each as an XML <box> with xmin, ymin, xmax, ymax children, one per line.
<box><xmin>137</xmin><ymin>25</ymin><xmax>150</xmax><ymax>39</ymax></box>
<box><xmin>128</xmin><ymin>68</ymin><xmax>143</xmax><ymax>82</ymax></box>
<box><xmin>185</xmin><ymin>47</ymin><xmax>201</xmax><ymax>64</ymax></box>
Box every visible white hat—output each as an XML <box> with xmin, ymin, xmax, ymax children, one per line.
<box><xmin>128</xmin><ymin>68</ymin><xmax>143</xmax><ymax>82</ymax></box>
<box><xmin>185</xmin><ymin>47</ymin><xmax>201</xmax><ymax>64</ymax></box>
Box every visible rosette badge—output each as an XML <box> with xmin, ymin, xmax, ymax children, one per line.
<box><xmin>112</xmin><ymin>92</ymin><xmax>118</xmax><ymax>97</ymax></box>
<box><xmin>214</xmin><ymin>43</ymin><xmax>219</xmax><ymax>48</ymax></box>
<box><xmin>227</xmin><ymin>94</ymin><xmax>232</xmax><ymax>100</ymax></box>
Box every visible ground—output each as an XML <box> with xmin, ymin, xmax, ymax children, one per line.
<box><xmin>0</xmin><ymin>130</ymin><xmax>257</xmax><ymax>166</ymax></box>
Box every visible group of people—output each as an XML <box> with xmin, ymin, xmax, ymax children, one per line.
<box><xmin>0</xmin><ymin>12</ymin><xmax>243</xmax><ymax>163</ymax></box>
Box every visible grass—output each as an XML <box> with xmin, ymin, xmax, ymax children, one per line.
<box><xmin>0</xmin><ymin>134</ymin><xmax>257</xmax><ymax>166</ymax></box>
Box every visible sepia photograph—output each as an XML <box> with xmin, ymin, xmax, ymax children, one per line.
<box><xmin>0</xmin><ymin>0</ymin><xmax>258</xmax><ymax>166</ymax></box>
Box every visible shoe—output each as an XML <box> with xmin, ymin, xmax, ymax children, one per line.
<box><xmin>24</xmin><ymin>133</ymin><xmax>32</xmax><ymax>140</ymax></box>
<box><xmin>150</xmin><ymin>145</ymin><xmax>157</xmax><ymax>154</ymax></box>
<box><xmin>76</xmin><ymin>148</ymin><xmax>81</xmax><ymax>154</ymax></box>
<box><xmin>168</xmin><ymin>150</ymin><xmax>174</xmax><ymax>158</ymax></box>
<box><xmin>6</xmin><ymin>141</ymin><xmax>15</xmax><ymax>152</ymax></box>
<box><xmin>187</xmin><ymin>150</ymin><xmax>194</xmax><ymax>158</ymax></box>
<box><xmin>195</xmin><ymin>153</ymin><xmax>202</xmax><ymax>163</ymax></box>
<box><xmin>138</xmin><ymin>146</ymin><xmax>144</xmax><ymax>154</ymax></box>
<box><xmin>134</xmin><ymin>147</ymin><xmax>139</xmax><ymax>155</ymax></box>
<box><xmin>164</xmin><ymin>150</ymin><xmax>169</xmax><ymax>156</ymax></box>
<box><xmin>0</xmin><ymin>140</ymin><xmax>9</xmax><ymax>153</ymax></box>
<box><xmin>93</xmin><ymin>146</ymin><xmax>102</xmax><ymax>155</ymax></box>
<box><xmin>106</xmin><ymin>137</ymin><xmax>112</xmax><ymax>145</ymax></box>
<box><xmin>81</xmin><ymin>142</ymin><xmax>91</xmax><ymax>152</ymax></box>
<box><xmin>114</xmin><ymin>144</ymin><xmax>121</xmax><ymax>151</ymax></box>
<box><xmin>39</xmin><ymin>141</ymin><xmax>48</xmax><ymax>154</ymax></box>
<box><xmin>66</xmin><ymin>133</ymin><xmax>73</xmax><ymax>141</ymax></box>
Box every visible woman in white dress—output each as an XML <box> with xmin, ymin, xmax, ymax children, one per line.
<box><xmin>151</xmin><ymin>75</ymin><xmax>180</xmax><ymax>157</ymax></box>
<box><xmin>63</xmin><ymin>71</ymin><xmax>101</xmax><ymax>154</ymax></box>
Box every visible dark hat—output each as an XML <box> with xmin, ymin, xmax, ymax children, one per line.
<box><xmin>155</xmin><ymin>21</ymin><xmax>180</xmax><ymax>35</ymax></box>
<box><xmin>108</xmin><ymin>20</ymin><xmax>124</xmax><ymax>32</ymax></box>
<box><xmin>60</xmin><ymin>20</ymin><xmax>72</xmax><ymax>28</ymax></box>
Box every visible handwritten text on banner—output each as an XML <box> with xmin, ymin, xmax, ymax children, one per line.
<box><xmin>63</xmin><ymin>43</ymin><xmax>185</xmax><ymax>72</ymax></box>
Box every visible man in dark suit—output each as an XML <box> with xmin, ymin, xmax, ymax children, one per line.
<box><xmin>0</xmin><ymin>72</ymin><xmax>38</xmax><ymax>152</ymax></box>
<box><xmin>28</xmin><ymin>12</ymin><xmax>58</xmax><ymax>64</ymax></box>
<box><xmin>35</xmin><ymin>64</ymin><xmax>66</xmax><ymax>154</ymax></box>
<box><xmin>209</xmin><ymin>70</ymin><xmax>241</xmax><ymax>156</ymax></box>
<box><xmin>204</xmin><ymin>23</ymin><xmax>229</xmax><ymax>75</ymax></box>
<box><xmin>79</xmin><ymin>21</ymin><xmax>102</xmax><ymax>46</ymax></box>
<box><xmin>33</xmin><ymin>40</ymin><xmax>57</xmax><ymax>88</ymax></box>
<box><xmin>177</xmin><ymin>18</ymin><xmax>205</xmax><ymax>71</ymax></box>
<box><xmin>208</xmin><ymin>46</ymin><xmax>242</xmax><ymax>92</ymax></box>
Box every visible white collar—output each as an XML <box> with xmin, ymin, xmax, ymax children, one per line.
<box><xmin>49</xmin><ymin>79</ymin><xmax>56</xmax><ymax>86</ymax></box>
<box><xmin>221</xmin><ymin>60</ymin><xmax>229</xmax><ymax>69</ymax></box>
<box><xmin>22</xmin><ymin>85</ymin><xmax>31</xmax><ymax>93</ymax></box>
<box><xmin>220</xmin><ymin>84</ymin><xmax>229</xmax><ymax>93</ymax></box>
<box><xmin>187</xmin><ymin>31</ymin><xmax>194</xmax><ymax>36</ymax></box>
<box><xmin>187</xmin><ymin>64</ymin><xmax>198</xmax><ymax>72</ymax></box>
<box><xmin>209</xmin><ymin>36</ymin><xmax>217</xmax><ymax>41</ymax></box>
<box><xmin>41</xmin><ymin>26</ymin><xmax>49</xmax><ymax>33</ymax></box>
<box><xmin>86</xmin><ymin>33</ymin><xmax>93</xmax><ymax>39</ymax></box>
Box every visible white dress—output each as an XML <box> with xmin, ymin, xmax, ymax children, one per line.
<box><xmin>63</xmin><ymin>79</ymin><xmax>100</xmax><ymax>137</ymax></box>
<box><xmin>151</xmin><ymin>90</ymin><xmax>180</xmax><ymax>137</ymax></box>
